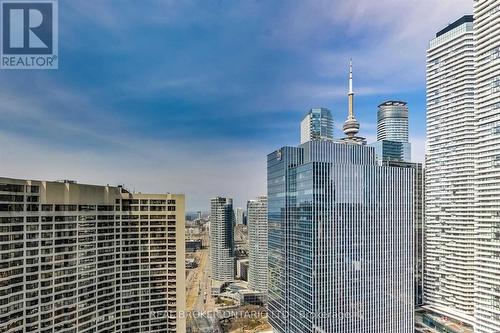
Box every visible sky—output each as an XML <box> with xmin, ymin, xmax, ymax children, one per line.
<box><xmin>0</xmin><ymin>0</ymin><xmax>472</xmax><ymax>211</ymax></box>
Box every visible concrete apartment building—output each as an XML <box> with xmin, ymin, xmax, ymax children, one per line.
<box><xmin>0</xmin><ymin>177</ymin><xmax>185</xmax><ymax>333</ymax></box>
<box><xmin>209</xmin><ymin>197</ymin><xmax>235</xmax><ymax>283</ymax></box>
<box><xmin>247</xmin><ymin>196</ymin><xmax>268</xmax><ymax>293</ymax></box>
<box><xmin>425</xmin><ymin>16</ymin><xmax>476</xmax><ymax>323</ymax></box>
<box><xmin>424</xmin><ymin>4</ymin><xmax>500</xmax><ymax>331</ymax></box>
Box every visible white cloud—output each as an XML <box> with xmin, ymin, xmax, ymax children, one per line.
<box><xmin>0</xmin><ymin>77</ymin><xmax>268</xmax><ymax>211</ymax></box>
<box><xmin>268</xmin><ymin>0</ymin><xmax>472</xmax><ymax>89</ymax></box>
<box><xmin>1</xmin><ymin>0</ymin><xmax>459</xmax><ymax>210</ymax></box>
<box><xmin>0</xmin><ymin>129</ymin><xmax>268</xmax><ymax>211</ymax></box>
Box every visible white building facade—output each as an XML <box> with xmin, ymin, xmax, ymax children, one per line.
<box><xmin>209</xmin><ymin>197</ymin><xmax>235</xmax><ymax>282</ymax></box>
<box><xmin>235</xmin><ymin>207</ymin><xmax>245</xmax><ymax>225</ymax></box>
<box><xmin>473</xmin><ymin>1</ymin><xmax>500</xmax><ymax>332</ymax></box>
<box><xmin>425</xmin><ymin>15</ymin><xmax>476</xmax><ymax>322</ymax></box>
<box><xmin>247</xmin><ymin>196</ymin><xmax>268</xmax><ymax>293</ymax></box>
<box><xmin>425</xmin><ymin>7</ymin><xmax>500</xmax><ymax>331</ymax></box>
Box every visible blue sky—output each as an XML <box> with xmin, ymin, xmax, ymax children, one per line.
<box><xmin>0</xmin><ymin>0</ymin><xmax>471</xmax><ymax>211</ymax></box>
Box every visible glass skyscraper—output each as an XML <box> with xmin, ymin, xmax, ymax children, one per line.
<box><xmin>377</xmin><ymin>101</ymin><xmax>409</xmax><ymax>142</ymax></box>
<box><xmin>300</xmin><ymin>108</ymin><xmax>334</xmax><ymax>144</ymax></box>
<box><xmin>267</xmin><ymin>141</ymin><xmax>415</xmax><ymax>333</ymax></box>
<box><xmin>370</xmin><ymin>101</ymin><xmax>411</xmax><ymax>162</ymax></box>
<box><xmin>383</xmin><ymin>160</ymin><xmax>425</xmax><ymax>306</ymax></box>
<box><xmin>370</xmin><ymin>139</ymin><xmax>411</xmax><ymax>163</ymax></box>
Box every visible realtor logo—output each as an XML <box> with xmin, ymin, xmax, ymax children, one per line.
<box><xmin>1</xmin><ymin>0</ymin><xmax>58</xmax><ymax>69</ymax></box>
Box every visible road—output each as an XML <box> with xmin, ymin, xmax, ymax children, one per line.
<box><xmin>186</xmin><ymin>231</ymin><xmax>220</xmax><ymax>332</ymax></box>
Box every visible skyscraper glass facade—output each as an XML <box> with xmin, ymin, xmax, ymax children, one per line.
<box><xmin>372</xmin><ymin>101</ymin><xmax>411</xmax><ymax>162</ymax></box>
<box><xmin>267</xmin><ymin>141</ymin><xmax>414</xmax><ymax>333</ymax></box>
<box><xmin>370</xmin><ymin>140</ymin><xmax>411</xmax><ymax>163</ymax></box>
<box><xmin>377</xmin><ymin>101</ymin><xmax>409</xmax><ymax>143</ymax></box>
<box><xmin>383</xmin><ymin>160</ymin><xmax>425</xmax><ymax>306</ymax></box>
<box><xmin>300</xmin><ymin>108</ymin><xmax>334</xmax><ymax>144</ymax></box>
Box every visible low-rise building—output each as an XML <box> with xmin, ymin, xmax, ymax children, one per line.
<box><xmin>186</xmin><ymin>239</ymin><xmax>203</xmax><ymax>252</ymax></box>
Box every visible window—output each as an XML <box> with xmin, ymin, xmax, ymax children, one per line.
<box><xmin>55</xmin><ymin>205</ymin><xmax>77</xmax><ymax>212</ymax></box>
<box><xmin>27</xmin><ymin>185</ymin><xmax>39</xmax><ymax>193</ymax></box>
<box><xmin>0</xmin><ymin>204</ymin><xmax>23</xmax><ymax>212</ymax></box>
<box><xmin>492</xmin><ymin>47</ymin><xmax>500</xmax><ymax>60</ymax></box>
<box><xmin>0</xmin><ymin>194</ymin><xmax>24</xmax><ymax>202</ymax></box>
<box><xmin>97</xmin><ymin>205</ymin><xmax>114</xmax><ymax>211</ymax></box>
<box><xmin>0</xmin><ymin>184</ymin><xmax>24</xmax><ymax>192</ymax></box>
<box><xmin>26</xmin><ymin>196</ymin><xmax>39</xmax><ymax>202</ymax></box>
<box><xmin>79</xmin><ymin>205</ymin><xmax>96</xmax><ymax>211</ymax></box>
<box><xmin>493</xmin><ymin>77</ymin><xmax>500</xmax><ymax>93</ymax></box>
<box><xmin>27</xmin><ymin>204</ymin><xmax>39</xmax><ymax>212</ymax></box>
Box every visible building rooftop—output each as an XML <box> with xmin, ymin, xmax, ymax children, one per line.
<box><xmin>378</xmin><ymin>100</ymin><xmax>407</xmax><ymax>107</ymax></box>
<box><xmin>436</xmin><ymin>15</ymin><xmax>473</xmax><ymax>37</ymax></box>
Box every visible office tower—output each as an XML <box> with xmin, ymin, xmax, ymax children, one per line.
<box><xmin>267</xmin><ymin>142</ymin><xmax>414</xmax><ymax>333</ymax></box>
<box><xmin>377</xmin><ymin>101</ymin><xmax>410</xmax><ymax>142</ymax></box>
<box><xmin>0</xmin><ymin>178</ymin><xmax>186</xmax><ymax>333</ymax></box>
<box><xmin>197</xmin><ymin>211</ymin><xmax>202</xmax><ymax>220</ymax></box>
<box><xmin>341</xmin><ymin>59</ymin><xmax>366</xmax><ymax>145</ymax></box>
<box><xmin>300</xmin><ymin>108</ymin><xmax>334</xmax><ymax>144</ymax></box>
<box><xmin>369</xmin><ymin>100</ymin><xmax>421</xmax><ymax>304</ymax></box>
<box><xmin>268</xmin><ymin>63</ymin><xmax>414</xmax><ymax>332</ymax></box>
<box><xmin>247</xmin><ymin>196</ymin><xmax>268</xmax><ymax>293</ymax></box>
<box><xmin>370</xmin><ymin>139</ymin><xmax>411</xmax><ymax>162</ymax></box>
<box><xmin>370</xmin><ymin>101</ymin><xmax>411</xmax><ymax>162</ymax></box>
<box><xmin>424</xmin><ymin>15</ymin><xmax>476</xmax><ymax>328</ymax></box>
<box><xmin>209</xmin><ymin>197</ymin><xmax>235</xmax><ymax>282</ymax></box>
<box><xmin>235</xmin><ymin>207</ymin><xmax>244</xmax><ymax>225</ymax></box>
<box><xmin>383</xmin><ymin>160</ymin><xmax>425</xmax><ymax>306</ymax></box>
<box><xmin>473</xmin><ymin>1</ymin><xmax>500</xmax><ymax>332</ymax></box>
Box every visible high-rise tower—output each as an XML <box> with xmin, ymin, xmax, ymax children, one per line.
<box><xmin>247</xmin><ymin>196</ymin><xmax>268</xmax><ymax>293</ymax></box>
<box><xmin>473</xmin><ymin>1</ymin><xmax>500</xmax><ymax>332</ymax></box>
<box><xmin>0</xmin><ymin>177</ymin><xmax>186</xmax><ymax>333</ymax></box>
<box><xmin>209</xmin><ymin>197</ymin><xmax>235</xmax><ymax>283</ymax></box>
<box><xmin>424</xmin><ymin>8</ymin><xmax>500</xmax><ymax>332</ymax></box>
<box><xmin>424</xmin><ymin>14</ymin><xmax>476</xmax><ymax>330</ymax></box>
<box><xmin>235</xmin><ymin>207</ymin><xmax>245</xmax><ymax>225</ymax></box>
<box><xmin>268</xmin><ymin>106</ymin><xmax>415</xmax><ymax>332</ymax></box>
<box><xmin>300</xmin><ymin>108</ymin><xmax>334</xmax><ymax>144</ymax></box>
<box><xmin>377</xmin><ymin>101</ymin><xmax>410</xmax><ymax>142</ymax></box>
<box><xmin>370</xmin><ymin>101</ymin><xmax>411</xmax><ymax>162</ymax></box>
